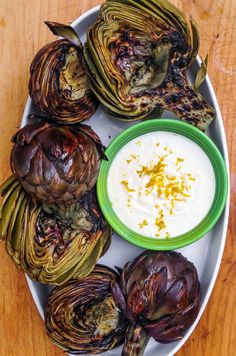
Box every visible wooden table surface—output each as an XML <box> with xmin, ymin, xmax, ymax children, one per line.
<box><xmin>0</xmin><ymin>0</ymin><xmax>235</xmax><ymax>355</ymax></box>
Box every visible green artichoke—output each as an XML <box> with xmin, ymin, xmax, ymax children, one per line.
<box><xmin>29</xmin><ymin>21</ymin><xmax>98</xmax><ymax>124</ymax></box>
<box><xmin>84</xmin><ymin>0</ymin><xmax>215</xmax><ymax>129</ymax></box>
<box><xmin>111</xmin><ymin>250</ymin><xmax>200</xmax><ymax>355</ymax></box>
<box><xmin>0</xmin><ymin>176</ymin><xmax>111</xmax><ymax>285</ymax></box>
<box><xmin>45</xmin><ymin>265</ymin><xmax>127</xmax><ymax>353</ymax></box>
<box><xmin>11</xmin><ymin>120</ymin><xmax>106</xmax><ymax>204</ymax></box>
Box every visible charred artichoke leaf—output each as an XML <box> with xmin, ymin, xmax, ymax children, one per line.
<box><xmin>194</xmin><ymin>54</ymin><xmax>208</xmax><ymax>91</ymax></box>
<box><xmin>7</xmin><ymin>195</ymin><xmax>29</xmax><ymax>264</ymax></box>
<box><xmin>189</xmin><ymin>19</ymin><xmax>200</xmax><ymax>65</ymax></box>
<box><xmin>0</xmin><ymin>180</ymin><xmax>23</xmax><ymax>238</ymax></box>
<box><xmin>0</xmin><ymin>176</ymin><xmax>111</xmax><ymax>285</ymax></box>
<box><xmin>108</xmin><ymin>0</ymin><xmax>190</xmax><ymax>40</ymax></box>
<box><xmin>45</xmin><ymin>21</ymin><xmax>82</xmax><ymax>47</ymax></box>
<box><xmin>111</xmin><ymin>250</ymin><xmax>200</xmax><ymax>355</ymax></box>
<box><xmin>144</xmin><ymin>297</ymin><xmax>200</xmax><ymax>343</ymax></box>
<box><xmin>6</xmin><ymin>188</ymin><xmax>27</xmax><ymax>246</ymax></box>
<box><xmin>0</xmin><ymin>177</ymin><xmax>19</xmax><ymax>221</ymax></box>
<box><xmin>45</xmin><ymin>266</ymin><xmax>127</xmax><ymax>354</ymax></box>
<box><xmin>85</xmin><ymin>0</ymin><xmax>215</xmax><ymax>129</ymax></box>
<box><xmin>0</xmin><ymin>175</ymin><xmax>18</xmax><ymax>196</ymax></box>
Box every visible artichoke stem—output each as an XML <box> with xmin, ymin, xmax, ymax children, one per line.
<box><xmin>122</xmin><ymin>324</ymin><xmax>150</xmax><ymax>356</ymax></box>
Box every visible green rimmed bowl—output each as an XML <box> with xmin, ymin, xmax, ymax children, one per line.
<box><xmin>97</xmin><ymin>119</ymin><xmax>228</xmax><ymax>250</ymax></box>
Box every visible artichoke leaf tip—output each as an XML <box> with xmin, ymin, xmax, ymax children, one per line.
<box><xmin>44</xmin><ymin>20</ymin><xmax>82</xmax><ymax>48</ymax></box>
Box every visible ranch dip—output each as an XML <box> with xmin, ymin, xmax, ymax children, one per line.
<box><xmin>107</xmin><ymin>131</ymin><xmax>215</xmax><ymax>238</ymax></box>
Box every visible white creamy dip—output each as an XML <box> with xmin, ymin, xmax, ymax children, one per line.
<box><xmin>107</xmin><ymin>131</ymin><xmax>215</xmax><ymax>238</ymax></box>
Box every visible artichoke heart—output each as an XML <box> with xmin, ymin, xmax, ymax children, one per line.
<box><xmin>84</xmin><ymin>0</ymin><xmax>215</xmax><ymax>129</ymax></box>
<box><xmin>0</xmin><ymin>176</ymin><xmax>111</xmax><ymax>285</ymax></box>
<box><xmin>45</xmin><ymin>265</ymin><xmax>127</xmax><ymax>353</ymax></box>
<box><xmin>59</xmin><ymin>47</ymin><xmax>89</xmax><ymax>101</ymax></box>
<box><xmin>29</xmin><ymin>21</ymin><xmax>98</xmax><ymax>124</ymax></box>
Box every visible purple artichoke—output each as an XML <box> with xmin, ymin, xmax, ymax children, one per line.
<box><xmin>29</xmin><ymin>21</ymin><xmax>98</xmax><ymax>124</ymax></box>
<box><xmin>111</xmin><ymin>250</ymin><xmax>200</xmax><ymax>355</ymax></box>
<box><xmin>11</xmin><ymin>120</ymin><xmax>105</xmax><ymax>204</ymax></box>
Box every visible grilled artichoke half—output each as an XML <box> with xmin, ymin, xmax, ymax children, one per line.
<box><xmin>45</xmin><ymin>265</ymin><xmax>127</xmax><ymax>353</ymax></box>
<box><xmin>29</xmin><ymin>21</ymin><xmax>98</xmax><ymax>123</ymax></box>
<box><xmin>11</xmin><ymin>120</ymin><xmax>106</xmax><ymax>204</ymax></box>
<box><xmin>0</xmin><ymin>176</ymin><xmax>111</xmax><ymax>285</ymax></box>
<box><xmin>84</xmin><ymin>0</ymin><xmax>215</xmax><ymax>129</ymax></box>
<box><xmin>111</xmin><ymin>250</ymin><xmax>200</xmax><ymax>355</ymax></box>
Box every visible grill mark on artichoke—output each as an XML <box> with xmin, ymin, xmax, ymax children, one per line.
<box><xmin>84</xmin><ymin>0</ymin><xmax>215</xmax><ymax>129</ymax></box>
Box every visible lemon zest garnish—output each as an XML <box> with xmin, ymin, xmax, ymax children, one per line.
<box><xmin>139</xmin><ymin>219</ymin><xmax>148</xmax><ymax>229</ymax></box>
<box><xmin>121</xmin><ymin>180</ymin><xmax>136</xmax><ymax>192</ymax></box>
<box><xmin>187</xmin><ymin>173</ymin><xmax>196</xmax><ymax>181</ymax></box>
<box><xmin>156</xmin><ymin>143</ymin><xmax>160</xmax><ymax>147</ymax></box>
<box><xmin>137</xmin><ymin>155</ymin><xmax>167</xmax><ymax>177</ymax></box>
<box><xmin>126</xmin><ymin>154</ymin><xmax>137</xmax><ymax>164</ymax></box>
<box><xmin>136</xmin><ymin>141</ymin><xmax>142</xmax><ymax>146</ymax></box>
<box><xmin>136</xmin><ymin>153</ymin><xmax>194</xmax><ymax>233</ymax></box>
<box><xmin>168</xmin><ymin>175</ymin><xmax>177</xmax><ymax>181</ymax></box>
<box><xmin>127</xmin><ymin>197</ymin><xmax>131</xmax><ymax>207</ymax></box>
<box><xmin>155</xmin><ymin>210</ymin><xmax>166</xmax><ymax>232</ymax></box>
<box><xmin>169</xmin><ymin>200</ymin><xmax>175</xmax><ymax>215</ymax></box>
<box><xmin>176</xmin><ymin>157</ymin><xmax>185</xmax><ymax>165</ymax></box>
<box><xmin>165</xmin><ymin>232</ymin><xmax>170</xmax><ymax>239</ymax></box>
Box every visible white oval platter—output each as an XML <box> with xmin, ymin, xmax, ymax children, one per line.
<box><xmin>21</xmin><ymin>6</ymin><xmax>230</xmax><ymax>356</ymax></box>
